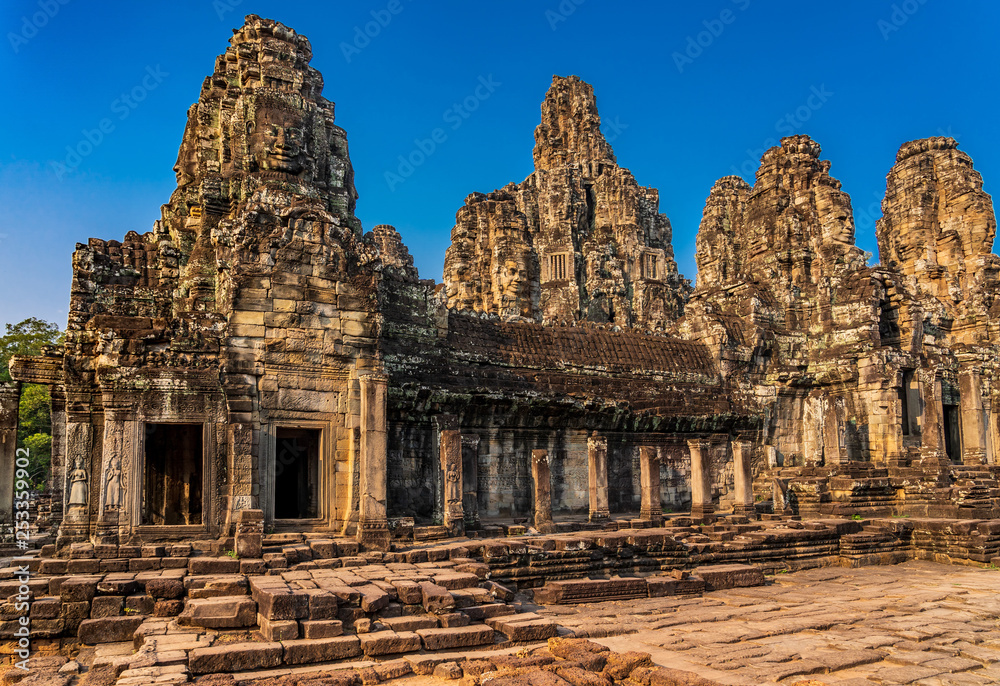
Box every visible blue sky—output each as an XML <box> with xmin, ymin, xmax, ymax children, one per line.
<box><xmin>1</xmin><ymin>0</ymin><xmax>998</xmax><ymax>330</ymax></box>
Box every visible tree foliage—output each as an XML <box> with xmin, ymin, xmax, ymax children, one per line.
<box><xmin>1</xmin><ymin>318</ymin><xmax>62</xmax><ymax>488</ymax></box>
<box><xmin>1</xmin><ymin>318</ymin><xmax>62</xmax><ymax>383</ymax></box>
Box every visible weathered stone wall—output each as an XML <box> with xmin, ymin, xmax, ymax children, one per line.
<box><xmin>8</xmin><ymin>17</ymin><xmax>1000</xmax><ymax>547</ymax></box>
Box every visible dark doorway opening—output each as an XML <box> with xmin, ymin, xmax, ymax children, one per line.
<box><xmin>275</xmin><ymin>428</ymin><xmax>320</xmax><ymax>519</ymax></box>
<box><xmin>899</xmin><ymin>369</ymin><xmax>920</xmax><ymax>436</ymax></box>
<box><xmin>943</xmin><ymin>403</ymin><xmax>962</xmax><ymax>463</ymax></box>
<box><xmin>461</xmin><ymin>438</ymin><xmax>479</xmax><ymax>529</ymax></box>
<box><xmin>143</xmin><ymin>423</ymin><xmax>203</xmax><ymax>525</ymax></box>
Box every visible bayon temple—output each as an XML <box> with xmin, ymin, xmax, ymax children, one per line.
<box><xmin>5</xmin><ymin>17</ymin><xmax>1000</xmax><ymax>552</ymax></box>
<box><xmin>6</xmin><ymin>16</ymin><xmax>1000</xmax><ymax>682</ymax></box>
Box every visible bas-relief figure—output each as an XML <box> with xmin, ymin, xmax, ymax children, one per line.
<box><xmin>68</xmin><ymin>458</ymin><xmax>88</xmax><ymax>507</ymax></box>
<box><xmin>105</xmin><ymin>456</ymin><xmax>122</xmax><ymax>510</ymax></box>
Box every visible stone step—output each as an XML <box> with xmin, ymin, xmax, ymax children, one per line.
<box><xmin>177</xmin><ymin>595</ymin><xmax>256</xmax><ymax>629</ymax></box>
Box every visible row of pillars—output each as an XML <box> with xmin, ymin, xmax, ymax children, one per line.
<box><xmin>529</xmin><ymin>436</ymin><xmax>756</xmax><ymax>529</ymax></box>
<box><xmin>354</xmin><ymin>371</ymin><xmax>759</xmax><ymax>548</ymax></box>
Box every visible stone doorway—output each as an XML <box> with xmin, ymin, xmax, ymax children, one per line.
<box><xmin>274</xmin><ymin>428</ymin><xmax>320</xmax><ymax>519</ymax></box>
<box><xmin>943</xmin><ymin>403</ymin><xmax>962</xmax><ymax>464</ymax></box>
<box><xmin>142</xmin><ymin>423</ymin><xmax>203</xmax><ymax>525</ymax></box>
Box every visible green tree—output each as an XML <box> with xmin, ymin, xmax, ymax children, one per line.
<box><xmin>1</xmin><ymin>318</ymin><xmax>63</xmax><ymax>489</ymax></box>
<box><xmin>1</xmin><ymin>318</ymin><xmax>62</xmax><ymax>383</ymax></box>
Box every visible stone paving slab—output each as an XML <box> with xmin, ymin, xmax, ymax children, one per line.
<box><xmin>538</xmin><ymin>560</ymin><xmax>1000</xmax><ymax>685</ymax></box>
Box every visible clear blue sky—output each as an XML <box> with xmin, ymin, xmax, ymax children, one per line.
<box><xmin>1</xmin><ymin>0</ymin><xmax>997</xmax><ymax>330</ymax></box>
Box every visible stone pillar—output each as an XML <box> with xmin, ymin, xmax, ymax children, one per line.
<box><xmin>801</xmin><ymin>393</ymin><xmax>824</xmax><ymax>467</ymax></box>
<box><xmin>638</xmin><ymin>446</ymin><xmax>662</xmax><ymax>522</ymax></box>
<box><xmin>919</xmin><ymin>372</ymin><xmax>949</xmax><ymax>470</ymax></box>
<box><xmin>435</xmin><ymin>415</ymin><xmax>463</xmax><ymax>537</ymax></box>
<box><xmin>731</xmin><ymin>440</ymin><xmax>755</xmax><ymax>519</ymax></box>
<box><xmin>531</xmin><ymin>449</ymin><xmax>555</xmax><ymax>533</ymax></box>
<box><xmin>960</xmin><ymin>370</ymin><xmax>987</xmax><ymax>465</ymax></box>
<box><xmin>235</xmin><ymin>509</ymin><xmax>263</xmax><ymax>558</ymax></box>
<box><xmin>688</xmin><ymin>439</ymin><xmax>714</xmax><ymax>522</ymax></box>
<box><xmin>58</xmin><ymin>412</ymin><xmax>94</xmax><ymax>546</ymax></box>
<box><xmin>0</xmin><ymin>383</ymin><xmax>20</xmax><ymax>530</ymax></box>
<box><xmin>461</xmin><ymin>434</ymin><xmax>480</xmax><ymax>530</ymax></box>
<box><xmin>823</xmin><ymin>400</ymin><xmax>845</xmax><ymax>465</ymax></box>
<box><xmin>340</xmin><ymin>426</ymin><xmax>361</xmax><ymax>535</ymax></box>
<box><xmin>47</xmin><ymin>393</ymin><xmax>67</xmax><ymax>533</ymax></box>
<box><xmin>226</xmin><ymin>422</ymin><xmax>255</xmax><ymax>533</ymax></box>
<box><xmin>357</xmin><ymin>372</ymin><xmax>390</xmax><ymax>550</ymax></box>
<box><xmin>772</xmin><ymin>477</ymin><xmax>792</xmax><ymax>515</ymax></box>
<box><xmin>99</xmin><ymin>401</ymin><xmax>140</xmax><ymax>545</ymax></box>
<box><xmin>587</xmin><ymin>433</ymin><xmax>609</xmax><ymax>522</ymax></box>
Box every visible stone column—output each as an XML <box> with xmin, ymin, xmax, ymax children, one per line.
<box><xmin>772</xmin><ymin>477</ymin><xmax>791</xmax><ymax>515</ymax></box>
<box><xmin>688</xmin><ymin>439</ymin><xmax>714</xmax><ymax>522</ymax></box>
<box><xmin>823</xmin><ymin>400</ymin><xmax>845</xmax><ymax>465</ymax></box>
<box><xmin>960</xmin><ymin>370</ymin><xmax>987</xmax><ymax>465</ymax></box>
<box><xmin>357</xmin><ymin>372</ymin><xmax>390</xmax><ymax>550</ymax></box>
<box><xmin>801</xmin><ymin>393</ymin><xmax>824</xmax><ymax>467</ymax></box>
<box><xmin>46</xmin><ymin>392</ymin><xmax>67</xmax><ymax>533</ymax></box>
<box><xmin>58</xmin><ymin>410</ymin><xmax>94</xmax><ymax>546</ymax></box>
<box><xmin>435</xmin><ymin>415</ymin><xmax>463</xmax><ymax>537</ymax></box>
<box><xmin>919</xmin><ymin>372</ymin><xmax>949</xmax><ymax>471</ymax></box>
<box><xmin>226</xmin><ymin>422</ymin><xmax>254</xmax><ymax>532</ymax></box>
<box><xmin>99</xmin><ymin>400</ymin><xmax>139</xmax><ymax>545</ymax></box>
<box><xmin>235</xmin><ymin>509</ymin><xmax>263</xmax><ymax>558</ymax></box>
<box><xmin>638</xmin><ymin>446</ymin><xmax>662</xmax><ymax>522</ymax></box>
<box><xmin>531</xmin><ymin>449</ymin><xmax>555</xmax><ymax>533</ymax></box>
<box><xmin>461</xmin><ymin>434</ymin><xmax>480</xmax><ymax>530</ymax></box>
<box><xmin>731</xmin><ymin>439</ymin><xmax>755</xmax><ymax>519</ymax></box>
<box><xmin>587</xmin><ymin>433</ymin><xmax>609</xmax><ymax>522</ymax></box>
<box><xmin>0</xmin><ymin>383</ymin><xmax>20</xmax><ymax>530</ymax></box>
<box><xmin>340</xmin><ymin>426</ymin><xmax>361</xmax><ymax>535</ymax></box>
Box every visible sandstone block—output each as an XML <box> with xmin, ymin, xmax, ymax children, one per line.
<box><xmin>177</xmin><ymin>596</ymin><xmax>256</xmax><ymax>629</ymax></box>
<box><xmin>359</xmin><ymin>630</ymin><xmax>422</xmax><ymax>656</ymax></box>
<box><xmin>283</xmin><ymin>635</ymin><xmax>362</xmax><ymax>664</ymax></box>
<box><xmin>417</xmin><ymin>624</ymin><xmax>494</xmax><ymax>651</ymax></box>
<box><xmin>189</xmin><ymin>642</ymin><xmax>282</xmax><ymax>673</ymax></box>
<box><xmin>78</xmin><ymin>616</ymin><xmax>144</xmax><ymax>644</ymax></box>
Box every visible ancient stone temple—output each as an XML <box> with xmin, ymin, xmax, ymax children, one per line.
<box><xmin>8</xmin><ymin>16</ymin><xmax>1000</xmax><ymax>556</ymax></box>
<box><xmin>442</xmin><ymin>76</ymin><xmax>689</xmax><ymax>329</ymax></box>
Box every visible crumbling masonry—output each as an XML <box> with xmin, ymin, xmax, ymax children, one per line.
<box><xmin>6</xmin><ymin>16</ymin><xmax>1000</xmax><ymax>553</ymax></box>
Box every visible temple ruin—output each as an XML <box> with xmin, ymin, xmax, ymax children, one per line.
<box><xmin>4</xmin><ymin>16</ymin><xmax>1000</xmax><ymax>683</ymax></box>
<box><xmin>4</xmin><ymin>16</ymin><xmax>1000</xmax><ymax>551</ymax></box>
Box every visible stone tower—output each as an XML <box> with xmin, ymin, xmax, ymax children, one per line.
<box><xmin>443</xmin><ymin>75</ymin><xmax>690</xmax><ymax>330</ymax></box>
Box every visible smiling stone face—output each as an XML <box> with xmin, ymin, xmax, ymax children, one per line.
<box><xmin>248</xmin><ymin>105</ymin><xmax>308</xmax><ymax>174</ymax></box>
<box><xmin>815</xmin><ymin>183</ymin><xmax>856</xmax><ymax>246</ymax></box>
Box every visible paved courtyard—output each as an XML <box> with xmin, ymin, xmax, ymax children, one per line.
<box><xmin>537</xmin><ymin>561</ymin><xmax>1000</xmax><ymax>685</ymax></box>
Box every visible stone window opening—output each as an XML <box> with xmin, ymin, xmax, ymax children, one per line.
<box><xmin>274</xmin><ymin>427</ymin><xmax>320</xmax><ymax>519</ymax></box>
<box><xmin>545</xmin><ymin>253</ymin><xmax>570</xmax><ymax>282</ymax></box>
<box><xmin>643</xmin><ymin>253</ymin><xmax>659</xmax><ymax>280</ymax></box>
<box><xmin>142</xmin><ymin>423</ymin><xmax>203</xmax><ymax>526</ymax></box>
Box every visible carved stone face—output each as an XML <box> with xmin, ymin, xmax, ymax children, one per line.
<box><xmin>815</xmin><ymin>185</ymin><xmax>855</xmax><ymax>245</ymax></box>
<box><xmin>494</xmin><ymin>250</ymin><xmax>530</xmax><ymax>317</ymax></box>
<box><xmin>249</xmin><ymin>107</ymin><xmax>308</xmax><ymax>174</ymax></box>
